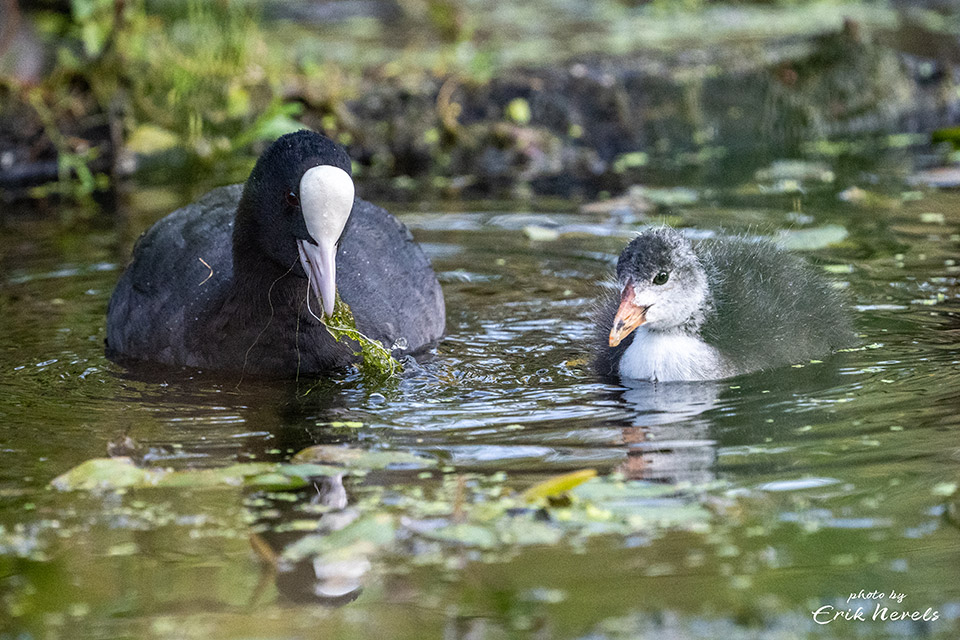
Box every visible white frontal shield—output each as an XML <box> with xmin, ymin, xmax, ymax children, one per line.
<box><xmin>295</xmin><ymin>165</ymin><xmax>354</xmax><ymax>317</ymax></box>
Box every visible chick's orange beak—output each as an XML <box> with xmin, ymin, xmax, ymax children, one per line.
<box><xmin>609</xmin><ymin>285</ymin><xmax>648</xmax><ymax>347</ymax></box>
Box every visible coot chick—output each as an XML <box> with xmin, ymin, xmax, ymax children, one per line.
<box><xmin>106</xmin><ymin>131</ymin><xmax>445</xmax><ymax>375</ymax></box>
<box><xmin>594</xmin><ymin>227</ymin><xmax>856</xmax><ymax>382</ymax></box>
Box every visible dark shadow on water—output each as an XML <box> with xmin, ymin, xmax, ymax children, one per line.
<box><xmin>104</xmin><ymin>363</ymin><xmax>376</xmax><ymax>462</ymax></box>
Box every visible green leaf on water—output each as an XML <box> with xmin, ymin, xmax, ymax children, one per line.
<box><xmin>932</xmin><ymin>482</ymin><xmax>958</xmax><ymax>497</ymax></box>
<box><xmin>776</xmin><ymin>224</ymin><xmax>849</xmax><ymax>251</ymax></box>
<box><xmin>611</xmin><ymin>151</ymin><xmax>649</xmax><ymax>173</ymax></box>
<box><xmin>496</xmin><ymin>517</ymin><xmax>564</xmax><ymax>546</ymax></box>
<box><xmin>522</xmin><ymin>469</ymin><xmax>597</xmax><ymax>503</ymax></box>
<box><xmin>505</xmin><ymin>97</ymin><xmax>532</xmax><ymax>125</ymax></box>
<box><xmin>50</xmin><ymin>459</ymin><xmax>344</xmax><ymax>492</ymax></box>
<box><xmin>50</xmin><ymin>457</ymin><xmax>156</xmax><ymax>492</ymax></box>
<box><xmin>283</xmin><ymin>514</ymin><xmax>396</xmax><ymax>562</ymax></box>
<box><xmin>420</xmin><ymin>522</ymin><xmax>499</xmax><ymax>549</ymax></box>
<box><xmin>291</xmin><ymin>445</ymin><xmax>436</xmax><ymax>470</ymax></box>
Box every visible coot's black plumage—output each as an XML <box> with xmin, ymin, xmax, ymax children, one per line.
<box><xmin>594</xmin><ymin>227</ymin><xmax>856</xmax><ymax>382</ymax></box>
<box><xmin>106</xmin><ymin>131</ymin><xmax>445</xmax><ymax>375</ymax></box>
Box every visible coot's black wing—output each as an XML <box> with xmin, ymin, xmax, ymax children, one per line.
<box><xmin>337</xmin><ymin>198</ymin><xmax>445</xmax><ymax>353</ymax></box>
<box><xmin>105</xmin><ymin>185</ymin><xmax>240</xmax><ymax>367</ymax></box>
<box><xmin>698</xmin><ymin>237</ymin><xmax>856</xmax><ymax>373</ymax></box>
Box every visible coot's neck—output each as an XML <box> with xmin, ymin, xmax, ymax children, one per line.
<box><xmin>228</xmin><ymin>205</ymin><xmax>306</xmax><ymax>317</ymax></box>
<box><xmin>231</xmin><ymin>201</ymin><xmax>289</xmax><ymax>278</ymax></box>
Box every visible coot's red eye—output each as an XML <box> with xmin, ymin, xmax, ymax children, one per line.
<box><xmin>285</xmin><ymin>191</ymin><xmax>299</xmax><ymax>207</ymax></box>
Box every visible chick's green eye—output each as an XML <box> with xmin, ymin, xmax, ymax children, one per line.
<box><xmin>653</xmin><ymin>271</ymin><xmax>669</xmax><ymax>285</ymax></box>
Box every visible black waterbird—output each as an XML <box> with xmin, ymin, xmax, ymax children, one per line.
<box><xmin>106</xmin><ymin>131</ymin><xmax>445</xmax><ymax>375</ymax></box>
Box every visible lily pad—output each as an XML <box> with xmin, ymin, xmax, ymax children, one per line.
<box><xmin>420</xmin><ymin>522</ymin><xmax>500</xmax><ymax>548</ymax></box>
<box><xmin>50</xmin><ymin>458</ymin><xmax>343</xmax><ymax>492</ymax></box>
<box><xmin>265</xmin><ymin>470</ymin><xmax>720</xmax><ymax>567</ymax></box>
<box><xmin>776</xmin><ymin>224</ymin><xmax>848</xmax><ymax>251</ymax></box>
<box><xmin>283</xmin><ymin>513</ymin><xmax>396</xmax><ymax>562</ymax></box>
<box><xmin>49</xmin><ymin>457</ymin><xmax>158</xmax><ymax>492</ymax></box>
<box><xmin>522</xmin><ymin>469</ymin><xmax>597</xmax><ymax>503</ymax></box>
<box><xmin>291</xmin><ymin>445</ymin><xmax>437</xmax><ymax>470</ymax></box>
<box><xmin>755</xmin><ymin>159</ymin><xmax>834</xmax><ymax>184</ymax></box>
<box><xmin>523</xmin><ymin>225</ymin><xmax>561</xmax><ymax>242</ymax></box>
<box><xmin>633</xmin><ymin>186</ymin><xmax>699</xmax><ymax>207</ymax></box>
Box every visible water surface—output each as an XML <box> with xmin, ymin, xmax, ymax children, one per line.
<box><xmin>1</xmin><ymin>179</ymin><xmax>959</xmax><ymax>639</ymax></box>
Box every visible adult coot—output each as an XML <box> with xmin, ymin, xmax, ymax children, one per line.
<box><xmin>106</xmin><ymin>130</ymin><xmax>445</xmax><ymax>375</ymax></box>
<box><xmin>594</xmin><ymin>227</ymin><xmax>856</xmax><ymax>382</ymax></box>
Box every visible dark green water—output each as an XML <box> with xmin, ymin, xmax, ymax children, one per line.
<box><xmin>1</xmin><ymin>174</ymin><xmax>959</xmax><ymax>639</ymax></box>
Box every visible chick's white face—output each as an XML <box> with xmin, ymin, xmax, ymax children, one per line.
<box><xmin>630</xmin><ymin>269</ymin><xmax>708</xmax><ymax>330</ymax></box>
<box><xmin>608</xmin><ymin>229</ymin><xmax>709</xmax><ymax>347</ymax></box>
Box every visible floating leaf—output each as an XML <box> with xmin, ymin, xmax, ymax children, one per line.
<box><xmin>496</xmin><ymin>518</ymin><xmax>564</xmax><ymax>546</ymax></box>
<box><xmin>505</xmin><ymin>97</ymin><xmax>532</xmax><ymax>125</ymax></box>
<box><xmin>776</xmin><ymin>224</ymin><xmax>848</xmax><ymax>251</ymax></box>
<box><xmin>283</xmin><ymin>514</ymin><xmax>396</xmax><ymax>562</ymax></box>
<box><xmin>51</xmin><ymin>459</ymin><xmax>342</xmax><ymax>492</ymax></box>
<box><xmin>523</xmin><ymin>225</ymin><xmax>560</xmax><ymax>242</ymax></box>
<box><xmin>50</xmin><ymin>457</ymin><xmax>156</xmax><ymax>492</ymax></box>
<box><xmin>822</xmin><ymin>264</ymin><xmax>854</xmax><ymax>274</ymax></box>
<box><xmin>292</xmin><ymin>445</ymin><xmax>436</xmax><ymax>470</ymax></box>
<box><xmin>419</xmin><ymin>522</ymin><xmax>499</xmax><ymax>549</ymax></box>
<box><xmin>633</xmin><ymin>186</ymin><xmax>699</xmax><ymax>207</ymax></box>
<box><xmin>932</xmin><ymin>482</ymin><xmax>958</xmax><ymax>497</ymax></box>
<box><xmin>325</xmin><ymin>421</ymin><xmax>364</xmax><ymax>429</ymax></box>
<box><xmin>522</xmin><ymin>469</ymin><xmax>597</xmax><ymax>503</ymax></box>
<box><xmin>755</xmin><ymin>159</ymin><xmax>834</xmax><ymax>183</ymax></box>
<box><xmin>612</xmin><ymin>152</ymin><xmax>649</xmax><ymax>173</ymax></box>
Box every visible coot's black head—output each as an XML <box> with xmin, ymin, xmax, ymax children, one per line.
<box><xmin>236</xmin><ymin>130</ymin><xmax>355</xmax><ymax>316</ymax></box>
<box><xmin>609</xmin><ymin>227</ymin><xmax>709</xmax><ymax>345</ymax></box>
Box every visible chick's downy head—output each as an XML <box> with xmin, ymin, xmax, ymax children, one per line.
<box><xmin>610</xmin><ymin>227</ymin><xmax>709</xmax><ymax>346</ymax></box>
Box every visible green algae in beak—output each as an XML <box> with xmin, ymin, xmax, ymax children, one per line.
<box><xmin>320</xmin><ymin>294</ymin><xmax>403</xmax><ymax>379</ymax></box>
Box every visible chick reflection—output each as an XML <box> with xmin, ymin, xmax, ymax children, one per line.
<box><xmin>615</xmin><ymin>380</ymin><xmax>721</xmax><ymax>484</ymax></box>
<box><xmin>251</xmin><ymin>474</ymin><xmax>370</xmax><ymax>607</ymax></box>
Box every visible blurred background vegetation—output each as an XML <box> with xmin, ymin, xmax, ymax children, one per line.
<box><xmin>2</xmin><ymin>0</ymin><xmax>960</xmax><ymax>208</ymax></box>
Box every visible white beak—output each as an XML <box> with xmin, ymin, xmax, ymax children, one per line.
<box><xmin>295</xmin><ymin>165</ymin><xmax>354</xmax><ymax>317</ymax></box>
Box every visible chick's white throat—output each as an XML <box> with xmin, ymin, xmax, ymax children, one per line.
<box><xmin>618</xmin><ymin>327</ymin><xmax>728</xmax><ymax>382</ymax></box>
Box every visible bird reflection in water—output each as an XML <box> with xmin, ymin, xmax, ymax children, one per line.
<box><xmin>250</xmin><ymin>473</ymin><xmax>370</xmax><ymax>607</ymax></box>
<box><xmin>613</xmin><ymin>380</ymin><xmax>721</xmax><ymax>484</ymax></box>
